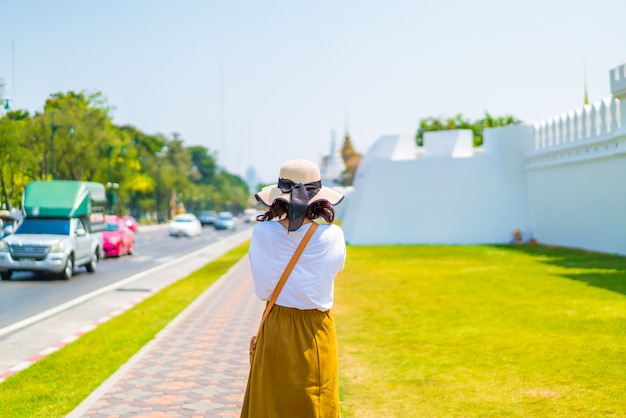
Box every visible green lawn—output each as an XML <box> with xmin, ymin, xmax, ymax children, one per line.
<box><xmin>334</xmin><ymin>244</ymin><xmax>626</xmax><ymax>417</ymax></box>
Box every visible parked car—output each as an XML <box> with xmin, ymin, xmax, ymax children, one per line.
<box><xmin>214</xmin><ymin>211</ymin><xmax>236</xmax><ymax>230</ymax></box>
<box><xmin>0</xmin><ymin>210</ymin><xmax>21</xmax><ymax>238</ymax></box>
<box><xmin>243</xmin><ymin>208</ymin><xmax>259</xmax><ymax>223</ymax></box>
<box><xmin>198</xmin><ymin>210</ymin><xmax>217</xmax><ymax>226</ymax></box>
<box><xmin>0</xmin><ymin>181</ymin><xmax>105</xmax><ymax>281</ymax></box>
<box><xmin>169</xmin><ymin>213</ymin><xmax>202</xmax><ymax>237</ymax></box>
<box><xmin>122</xmin><ymin>215</ymin><xmax>140</xmax><ymax>232</ymax></box>
<box><xmin>103</xmin><ymin>216</ymin><xmax>135</xmax><ymax>257</ymax></box>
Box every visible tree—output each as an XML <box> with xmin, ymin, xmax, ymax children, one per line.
<box><xmin>0</xmin><ymin>108</ymin><xmax>39</xmax><ymax>209</ymax></box>
<box><xmin>33</xmin><ymin>91</ymin><xmax>114</xmax><ymax>180</ymax></box>
<box><xmin>210</xmin><ymin>170</ymin><xmax>250</xmax><ymax>214</ymax></box>
<box><xmin>0</xmin><ymin>78</ymin><xmax>5</xmax><ymax>109</ymax></box>
<box><xmin>187</xmin><ymin>145</ymin><xmax>218</xmax><ymax>185</ymax></box>
<box><xmin>0</xmin><ymin>89</ymin><xmax>252</xmax><ymax>220</ymax></box>
<box><xmin>416</xmin><ymin>111</ymin><xmax>522</xmax><ymax>147</ymax></box>
<box><xmin>0</xmin><ymin>116</ymin><xmax>23</xmax><ymax>208</ymax></box>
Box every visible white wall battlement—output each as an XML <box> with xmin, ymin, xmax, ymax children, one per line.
<box><xmin>532</xmin><ymin>98</ymin><xmax>621</xmax><ymax>151</ymax></box>
<box><xmin>423</xmin><ymin>130</ymin><xmax>474</xmax><ymax>158</ymax></box>
<box><xmin>610</xmin><ymin>63</ymin><xmax>626</xmax><ymax>98</ymax></box>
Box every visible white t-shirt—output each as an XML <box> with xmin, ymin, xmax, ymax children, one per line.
<box><xmin>248</xmin><ymin>221</ymin><xmax>346</xmax><ymax>311</ymax></box>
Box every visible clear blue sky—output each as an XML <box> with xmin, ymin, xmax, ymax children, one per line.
<box><xmin>1</xmin><ymin>0</ymin><xmax>625</xmax><ymax>183</ymax></box>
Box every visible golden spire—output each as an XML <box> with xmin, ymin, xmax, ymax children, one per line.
<box><xmin>583</xmin><ymin>59</ymin><xmax>589</xmax><ymax>105</ymax></box>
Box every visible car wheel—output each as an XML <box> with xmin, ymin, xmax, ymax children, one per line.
<box><xmin>85</xmin><ymin>251</ymin><xmax>98</xmax><ymax>273</ymax></box>
<box><xmin>60</xmin><ymin>256</ymin><xmax>74</xmax><ymax>280</ymax></box>
<box><xmin>0</xmin><ymin>270</ymin><xmax>12</xmax><ymax>281</ymax></box>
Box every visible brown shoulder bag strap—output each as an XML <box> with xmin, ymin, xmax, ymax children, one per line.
<box><xmin>254</xmin><ymin>222</ymin><xmax>319</xmax><ymax>339</ymax></box>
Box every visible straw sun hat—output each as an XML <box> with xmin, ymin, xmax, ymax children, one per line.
<box><xmin>255</xmin><ymin>159</ymin><xmax>344</xmax><ymax>230</ymax></box>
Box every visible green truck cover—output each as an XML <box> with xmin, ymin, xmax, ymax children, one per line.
<box><xmin>23</xmin><ymin>180</ymin><xmax>107</xmax><ymax>218</ymax></box>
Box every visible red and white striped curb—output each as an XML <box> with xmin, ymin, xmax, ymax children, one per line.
<box><xmin>0</xmin><ymin>278</ymin><xmax>178</xmax><ymax>384</ymax></box>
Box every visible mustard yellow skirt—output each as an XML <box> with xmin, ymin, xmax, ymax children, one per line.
<box><xmin>241</xmin><ymin>305</ymin><xmax>339</xmax><ymax>418</ymax></box>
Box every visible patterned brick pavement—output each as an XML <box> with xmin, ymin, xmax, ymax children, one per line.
<box><xmin>69</xmin><ymin>257</ymin><xmax>264</xmax><ymax>418</ymax></box>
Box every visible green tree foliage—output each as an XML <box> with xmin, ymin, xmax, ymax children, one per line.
<box><xmin>187</xmin><ymin>145</ymin><xmax>218</xmax><ymax>185</ymax></box>
<box><xmin>0</xmin><ymin>80</ymin><xmax>33</xmax><ymax>209</ymax></box>
<box><xmin>0</xmin><ymin>90</ymin><xmax>250</xmax><ymax>219</ymax></box>
<box><xmin>0</xmin><ymin>114</ymin><xmax>30</xmax><ymax>209</ymax></box>
<box><xmin>416</xmin><ymin>112</ymin><xmax>522</xmax><ymax>147</ymax></box>
<box><xmin>213</xmin><ymin>171</ymin><xmax>250</xmax><ymax>214</ymax></box>
<box><xmin>0</xmin><ymin>78</ymin><xmax>5</xmax><ymax>107</ymax></box>
<box><xmin>40</xmin><ymin>91</ymin><xmax>112</xmax><ymax>180</ymax></box>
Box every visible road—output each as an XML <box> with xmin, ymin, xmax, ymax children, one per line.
<box><xmin>0</xmin><ymin>221</ymin><xmax>254</xmax><ymax>376</ymax></box>
<box><xmin>0</xmin><ymin>222</ymin><xmax>252</xmax><ymax>328</ymax></box>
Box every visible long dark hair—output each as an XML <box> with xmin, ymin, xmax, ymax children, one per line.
<box><xmin>257</xmin><ymin>199</ymin><xmax>335</xmax><ymax>224</ymax></box>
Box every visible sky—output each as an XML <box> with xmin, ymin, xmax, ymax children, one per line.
<box><xmin>1</xmin><ymin>0</ymin><xmax>625</xmax><ymax>184</ymax></box>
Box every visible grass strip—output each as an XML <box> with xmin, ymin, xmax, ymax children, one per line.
<box><xmin>0</xmin><ymin>241</ymin><xmax>249</xmax><ymax>418</ymax></box>
<box><xmin>335</xmin><ymin>244</ymin><xmax>626</xmax><ymax>417</ymax></box>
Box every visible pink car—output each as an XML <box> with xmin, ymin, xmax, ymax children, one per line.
<box><xmin>103</xmin><ymin>216</ymin><xmax>135</xmax><ymax>257</ymax></box>
<box><xmin>122</xmin><ymin>215</ymin><xmax>140</xmax><ymax>232</ymax></box>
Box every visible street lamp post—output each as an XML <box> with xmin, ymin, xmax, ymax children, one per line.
<box><xmin>156</xmin><ymin>165</ymin><xmax>161</xmax><ymax>223</ymax></box>
<box><xmin>50</xmin><ymin>113</ymin><xmax>74</xmax><ymax>179</ymax></box>
<box><xmin>106</xmin><ymin>182</ymin><xmax>120</xmax><ymax>215</ymax></box>
<box><xmin>50</xmin><ymin>114</ymin><xmax>59</xmax><ymax>179</ymax></box>
<box><xmin>155</xmin><ymin>146</ymin><xmax>168</xmax><ymax>223</ymax></box>
<box><xmin>107</xmin><ymin>145</ymin><xmax>113</xmax><ymax>212</ymax></box>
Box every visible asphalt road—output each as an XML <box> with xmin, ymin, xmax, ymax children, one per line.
<box><xmin>0</xmin><ymin>220</ymin><xmax>254</xmax><ymax>376</ymax></box>
<box><xmin>0</xmin><ymin>221</ymin><xmax>253</xmax><ymax>330</ymax></box>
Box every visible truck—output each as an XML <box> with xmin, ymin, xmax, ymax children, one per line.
<box><xmin>0</xmin><ymin>180</ymin><xmax>106</xmax><ymax>280</ymax></box>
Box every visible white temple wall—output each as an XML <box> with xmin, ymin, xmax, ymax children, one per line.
<box><xmin>342</xmin><ymin>126</ymin><xmax>532</xmax><ymax>245</ymax></box>
<box><xmin>523</xmin><ymin>61</ymin><xmax>626</xmax><ymax>255</ymax></box>
<box><xmin>343</xmin><ymin>61</ymin><xmax>626</xmax><ymax>254</ymax></box>
<box><xmin>526</xmin><ymin>135</ymin><xmax>626</xmax><ymax>254</ymax></box>
<box><xmin>343</xmin><ymin>123</ymin><xmax>626</xmax><ymax>254</ymax></box>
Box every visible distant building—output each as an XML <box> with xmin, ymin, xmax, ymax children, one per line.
<box><xmin>245</xmin><ymin>166</ymin><xmax>263</xmax><ymax>194</ymax></box>
<box><xmin>340</xmin><ymin>131</ymin><xmax>362</xmax><ymax>186</ymax></box>
<box><xmin>320</xmin><ymin>130</ymin><xmax>345</xmax><ymax>187</ymax></box>
<box><xmin>320</xmin><ymin>130</ymin><xmax>354</xmax><ymax>220</ymax></box>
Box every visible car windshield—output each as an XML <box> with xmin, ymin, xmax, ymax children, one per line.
<box><xmin>174</xmin><ymin>218</ymin><xmax>193</xmax><ymax>223</ymax></box>
<box><xmin>104</xmin><ymin>222</ymin><xmax>119</xmax><ymax>231</ymax></box>
<box><xmin>218</xmin><ymin>213</ymin><xmax>232</xmax><ymax>220</ymax></box>
<box><xmin>15</xmin><ymin>218</ymin><xmax>71</xmax><ymax>235</ymax></box>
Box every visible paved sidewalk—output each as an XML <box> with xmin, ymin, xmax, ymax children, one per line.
<box><xmin>68</xmin><ymin>256</ymin><xmax>264</xmax><ymax>418</ymax></box>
